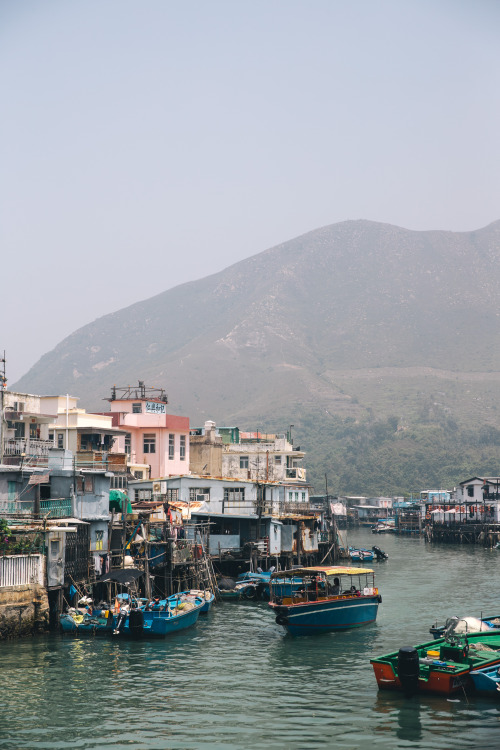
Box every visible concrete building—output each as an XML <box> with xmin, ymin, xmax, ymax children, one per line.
<box><xmin>104</xmin><ymin>382</ymin><xmax>190</xmax><ymax>480</ymax></box>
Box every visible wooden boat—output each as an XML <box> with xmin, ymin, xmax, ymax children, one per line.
<box><xmin>370</xmin><ymin>628</ymin><xmax>500</xmax><ymax>696</ymax></box>
<box><xmin>113</xmin><ymin>594</ymin><xmax>204</xmax><ymax>638</ymax></box>
<box><xmin>429</xmin><ymin>614</ymin><xmax>500</xmax><ymax>639</ymax></box>
<box><xmin>470</xmin><ymin>664</ymin><xmax>500</xmax><ymax>694</ymax></box>
<box><xmin>349</xmin><ymin>547</ymin><xmax>375</xmax><ymax>562</ymax></box>
<box><xmin>269</xmin><ymin>566</ymin><xmax>382</xmax><ymax>636</ymax></box>
<box><xmin>60</xmin><ymin>608</ymin><xmax>114</xmax><ymax>634</ymax></box>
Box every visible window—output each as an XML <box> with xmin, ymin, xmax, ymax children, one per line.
<box><xmin>165</xmin><ymin>488</ymin><xmax>179</xmax><ymax>502</ymax></box>
<box><xmin>124</xmin><ymin>433</ymin><xmax>131</xmax><ymax>455</ymax></box>
<box><xmin>169</xmin><ymin>434</ymin><xmax>175</xmax><ymax>460</ymax></box>
<box><xmin>467</xmin><ymin>485</ymin><xmax>474</xmax><ymax>498</ymax></box>
<box><xmin>84</xmin><ymin>475</ymin><xmax>94</xmax><ymax>493</ymax></box>
<box><xmin>132</xmin><ymin>403</ymin><xmax>142</xmax><ymax>413</ymax></box>
<box><xmin>180</xmin><ymin>435</ymin><xmax>186</xmax><ymax>461</ymax></box>
<box><xmin>57</xmin><ymin>433</ymin><xmax>64</xmax><ymax>449</ymax></box>
<box><xmin>301</xmin><ymin>492</ymin><xmax>306</xmax><ymax>501</ymax></box>
<box><xmin>275</xmin><ymin>455</ymin><xmax>282</xmax><ymax>465</ymax></box>
<box><xmin>76</xmin><ymin>476</ymin><xmax>84</xmax><ymax>494</ymax></box>
<box><xmin>223</xmin><ymin>487</ymin><xmax>245</xmax><ymax>508</ymax></box>
<box><xmin>134</xmin><ymin>471</ymin><xmax>144</xmax><ymax>479</ymax></box>
<box><xmin>111</xmin><ymin>475</ymin><xmax>127</xmax><ymax>490</ymax></box>
<box><xmin>50</xmin><ymin>540</ymin><xmax>60</xmax><ymax>556</ymax></box>
<box><xmin>49</xmin><ymin>431</ymin><xmax>55</xmax><ymax>443</ymax></box>
<box><xmin>288</xmin><ymin>491</ymin><xmax>293</xmax><ymax>502</ymax></box>
<box><xmin>95</xmin><ymin>530</ymin><xmax>104</xmax><ymax>551</ymax></box>
<box><xmin>240</xmin><ymin>456</ymin><xmax>249</xmax><ymax>469</ymax></box>
<box><xmin>144</xmin><ymin>434</ymin><xmax>156</xmax><ymax>454</ymax></box>
<box><xmin>294</xmin><ymin>492</ymin><xmax>299</xmax><ymax>501</ymax></box>
<box><xmin>15</xmin><ymin>422</ymin><xmax>25</xmax><ymax>439</ymax></box>
<box><xmin>189</xmin><ymin>488</ymin><xmax>210</xmax><ymax>502</ymax></box>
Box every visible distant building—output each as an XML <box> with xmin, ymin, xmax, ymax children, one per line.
<box><xmin>190</xmin><ymin>421</ymin><xmax>306</xmax><ymax>484</ymax></box>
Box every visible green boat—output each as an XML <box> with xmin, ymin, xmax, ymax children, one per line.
<box><xmin>371</xmin><ymin>626</ymin><xmax>500</xmax><ymax>696</ymax></box>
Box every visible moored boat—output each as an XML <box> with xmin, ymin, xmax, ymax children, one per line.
<box><xmin>370</xmin><ymin>625</ymin><xmax>500</xmax><ymax>696</ymax></box>
<box><xmin>470</xmin><ymin>664</ymin><xmax>500</xmax><ymax>694</ymax></box>
<box><xmin>269</xmin><ymin>565</ymin><xmax>382</xmax><ymax>636</ymax></box>
<box><xmin>113</xmin><ymin>593</ymin><xmax>204</xmax><ymax>638</ymax></box>
<box><xmin>349</xmin><ymin>547</ymin><xmax>375</xmax><ymax>562</ymax></box>
<box><xmin>429</xmin><ymin>614</ymin><xmax>500</xmax><ymax>639</ymax></box>
<box><xmin>60</xmin><ymin>608</ymin><xmax>114</xmax><ymax>634</ymax></box>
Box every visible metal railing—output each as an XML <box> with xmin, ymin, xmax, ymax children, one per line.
<box><xmin>3</xmin><ymin>438</ymin><xmax>54</xmax><ymax>457</ymax></box>
<box><xmin>40</xmin><ymin>498</ymin><xmax>72</xmax><ymax>518</ymax></box>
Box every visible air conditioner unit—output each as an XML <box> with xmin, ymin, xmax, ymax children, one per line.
<box><xmin>14</xmin><ymin>402</ymin><xmax>25</xmax><ymax>412</ymax></box>
<box><xmin>160</xmin><ymin>481</ymin><xmax>167</xmax><ymax>494</ymax></box>
<box><xmin>196</xmin><ymin>494</ymin><xmax>209</xmax><ymax>503</ymax></box>
<box><xmin>152</xmin><ymin>482</ymin><xmax>161</xmax><ymax>494</ymax></box>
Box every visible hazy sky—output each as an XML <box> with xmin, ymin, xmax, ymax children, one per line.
<box><xmin>2</xmin><ymin>0</ymin><xmax>499</xmax><ymax>383</ymax></box>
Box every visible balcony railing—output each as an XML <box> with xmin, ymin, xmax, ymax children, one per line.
<box><xmin>3</xmin><ymin>438</ymin><xmax>54</xmax><ymax>457</ymax></box>
<box><xmin>40</xmin><ymin>498</ymin><xmax>73</xmax><ymax>518</ymax></box>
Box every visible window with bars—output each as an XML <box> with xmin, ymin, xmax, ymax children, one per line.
<box><xmin>224</xmin><ymin>487</ymin><xmax>245</xmax><ymax>508</ymax></box>
<box><xmin>132</xmin><ymin>403</ymin><xmax>142</xmax><ymax>413</ymax></box>
<box><xmin>180</xmin><ymin>435</ymin><xmax>186</xmax><ymax>460</ymax></box>
<box><xmin>165</xmin><ymin>489</ymin><xmax>179</xmax><ymax>502</ymax></box>
<box><xmin>144</xmin><ymin>434</ymin><xmax>156</xmax><ymax>453</ymax></box>
<box><xmin>168</xmin><ymin>434</ymin><xmax>175</xmax><ymax>459</ymax></box>
<box><xmin>189</xmin><ymin>488</ymin><xmax>210</xmax><ymax>502</ymax></box>
<box><xmin>124</xmin><ymin>433</ymin><xmax>131</xmax><ymax>455</ymax></box>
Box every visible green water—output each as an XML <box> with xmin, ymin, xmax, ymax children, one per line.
<box><xmin>1</xmin><ymin>530</ymin><xmax>500</xmax><ymax>750</ymax></box>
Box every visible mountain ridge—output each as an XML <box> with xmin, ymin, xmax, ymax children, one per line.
<box><xmin>13</xmin><ymin>218</ymin><xmax>500</xmax><ymax>493</ymax></box>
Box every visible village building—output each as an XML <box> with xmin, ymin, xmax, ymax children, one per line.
<box><xmin>0</xmin><ymin>389</ymin><xmax>57</xmax><ymax>465</ymax></box>
<box><xmin>190</xmin><ymin>421</ymin><xmax>306</xmax><ymax>484</ymax></box>
<box><xmin>103</xmin><ymin>382</ymin><xmax>190</xmax><ymax>480</ymax></box>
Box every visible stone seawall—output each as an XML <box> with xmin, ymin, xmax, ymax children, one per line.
<box><xmin>0</xmin><ymin>585</ymin><xmax>49</xmax><ymax>639</ymax></box>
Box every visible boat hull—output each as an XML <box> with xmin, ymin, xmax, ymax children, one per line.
<box><xmin>271</xmin><ymin>595</ymin><xmax>380</xmax><ymax>636</ymax></box>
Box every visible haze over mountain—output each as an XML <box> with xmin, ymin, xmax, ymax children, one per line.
<box><xmin>14</xmin><ymin>220</ymin><xmax>500</xmax><ymax>494</ymax></box>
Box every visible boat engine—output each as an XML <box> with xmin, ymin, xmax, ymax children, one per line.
<box><xmin>397</xmin><ymin>646</ymin><xmax>420</xmax><ymax>696</ymax></box>
<box><xmin>128</xmin><ymin>608</ymin><xmax>144</xmax><ymax>638</ymax></box>
<box><xmin>371</xmin><ymin>546</ymin><xmax>388</xmax><ymax>560</ymax></box>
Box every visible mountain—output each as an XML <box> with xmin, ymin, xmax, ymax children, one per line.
<box><xmin>13</xmin><ymin>219</ymin><xmax>500</xmax><ymax>494</ymax></box>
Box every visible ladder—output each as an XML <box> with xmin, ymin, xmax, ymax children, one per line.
<box><xmin>196</xmin><ymin>532</ymin><xmax>220</xmax><ymax>601</ymax></box>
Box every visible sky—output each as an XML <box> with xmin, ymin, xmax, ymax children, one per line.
<box><xmin>1</xmin><ymin>0</ymin><xmax>500</xmax><ymax>383</ymax></box>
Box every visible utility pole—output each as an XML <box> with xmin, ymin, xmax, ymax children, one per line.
<box><xmin>0</xmin><ymin>352</ymin><xmax>6</xmax><ymax>465</ymax></box>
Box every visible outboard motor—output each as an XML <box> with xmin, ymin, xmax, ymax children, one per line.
<box><xmin>113</xmin><ymin>606</ymin><xmax>128</xmax><ymax>635</ymax></box>
<box><xmin>128</xmin><ymin>608</ymin><xmax>144</xmax><ymax>638</ymax></box>
<box><xmin>397</xmin><ymin>646</ymin><xmax>420</xmax><ymax>696</ymax></box>
<box><xmin>372</xmin><ymin>546</ymin><xmax>388</xmax><ymax>560</ymax></box>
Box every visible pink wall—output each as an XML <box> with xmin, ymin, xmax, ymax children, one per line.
<box><xmin>106</xmin><ymin>400</ymin><xmax>190</xmax><ymax>478</ymax></box>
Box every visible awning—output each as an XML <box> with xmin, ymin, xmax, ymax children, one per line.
<box><xmin>100</xmin><ymin>568</ymin><xmax>143</xmax><ymax>585</ymax></box>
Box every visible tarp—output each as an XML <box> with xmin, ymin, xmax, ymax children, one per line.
<box><xmin>109</xmin><ymin>489</ymin><xmax>133</xmax><ymax>514</ymax></box>
<box><xmin>100</xmin><ymin>568</ymin><xmax>143</xmax><ymax>585</ymax></box>
<box><xmin>271</xmin><ymin>565</ymin><xmax>374</xmax><ymax>579</ymax></box>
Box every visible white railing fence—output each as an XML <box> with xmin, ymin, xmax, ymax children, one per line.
<box><xmin>0</xmin><ymin>554</ymin><xmax>44</xmax><ymax>587</ymax></box>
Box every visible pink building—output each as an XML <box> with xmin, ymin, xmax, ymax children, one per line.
<box><xmin>103</xmin><ymin>382</ymin><xmax>190</xmax><ymax>479</ymax></box>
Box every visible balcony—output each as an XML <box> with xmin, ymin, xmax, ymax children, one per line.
<box><xmin>3</xmin><ymin>438</ymin><xmax>54</xmax><ymax>458</ymax></box>
<box><xmin>76</xmin><ymin>451</ymin><xmax>127</xmax><ymax>471</ymax></box>
<box><xmin>285</xmin><ymin>467</ymin><xmax>306</xmax><ymax>481</ymax></box>
<box><xmin>40</xmin><ymin>498</ymin><xmax>73</xmax><ymax>518</ymax></box>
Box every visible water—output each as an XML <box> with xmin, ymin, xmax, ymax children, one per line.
<box><xmin>2</xmin><ymin>530</ymin><xmax>500</xmax><ymax>750</ymax></box>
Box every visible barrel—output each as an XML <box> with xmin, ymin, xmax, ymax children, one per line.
<box><xmin>397</xmin><ymin>646</ymin><xmax>419</xmax><ymax>695</ymax></box>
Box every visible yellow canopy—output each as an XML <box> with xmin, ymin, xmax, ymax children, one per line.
<box><xmin>271</xmin><ymin>565</ymin><xmax>374</xmax><ymax>579</ymax></box>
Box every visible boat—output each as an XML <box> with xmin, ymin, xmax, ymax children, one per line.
<box><xmin>113</xmin><ymin>593</ymin><xmax>205</xmax><ymax>638</ymax></box>
<box><xmin>60</xmin><ymin>608</ymin><xmax>114</xmax><ymax>634</ymax></box>
<box><xmin>370</xmin><ymin>620</ymin><xmax>500</xmax><ymax>696</ymax></box>
<box><xmin>269</xmin><ymin>565</ymin><xmax>382</xmax><ymax>636</ymax></box>
<box><xmin>182</xmin><ymin>589</ymin><xmax>215</xmax><ymax>613</ymax></box>
<box><xmin>217</xmin><ymin>580</ymin><xmax>260</xmax><ymax>600</ymax></box>
<box><xmin>429</xmin><ymin>614</ymin><xmax>500</xmax><ymax>639</ymax></box>
<box><xmin>470</xmin><ymin>664</ymin><xmax>500</xmax><ymax>694</ymax></box>
<box><xmin>349</xmin><ymin>547</ymin><xmax>375</xmax><ymax>562</ymax></box>
<box><xmin>371</xmin><ymin>545</ymin><xmax>389</xmax><ymax>561</ymax></box>
<box><xmin>236</xmin><ymin>569</ymin><xmax>302</xmax><ymax>600</ymax></box>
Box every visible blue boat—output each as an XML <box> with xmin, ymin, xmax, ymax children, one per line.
<box><xmin>269</xmin><ymin>565</ymin><xmax>382</xmax><ymax>636</ymax></box>
<box><xmin>237</xmin><ymin>570</ymin><xmax>303</xmax><ymax>599</ymax></box>
<box><xmin>349</xmin><ymin>547</ymin><xmax>375</xmax><ymax>562</ymax></box>
<box><xmin>470</xmin><ymin>664</ymin><xmax>500</xmax><ymax>694</ymax></box>
<box><xmin>60</xmin><ymin>609</ymin><xmax>114</xmax><ymax>634</ymax></box>
<box><xmin>113</xmin><ymin>593</ymin><xmax>204</xmax><ymax>638</ymax></box>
